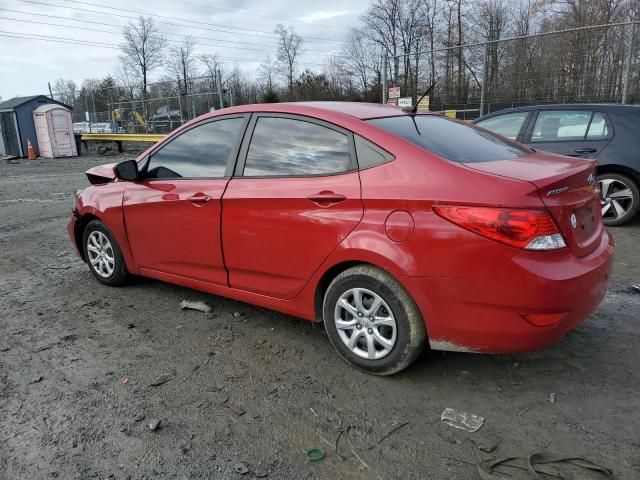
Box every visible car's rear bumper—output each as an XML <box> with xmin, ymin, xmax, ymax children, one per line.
<box><xmin>403</xmin><ymin>230</ymin><xmax>614</xmax><ymax>353</ymax></box>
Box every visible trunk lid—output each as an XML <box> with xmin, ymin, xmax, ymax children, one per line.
<box><xmin>85</xmin><ymin>163</ymin><xmax>116</xmax><ymax>185</ymax></box>
<box><xmin>465</xmin><ymin>152</ymin><xmax>602</xmax><ymax>257</ymax></box>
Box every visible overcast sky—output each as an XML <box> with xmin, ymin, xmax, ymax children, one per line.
<box><xmin>0</xmin><ymin>0</ymin><xmax>371</xmax><ymax>99</ymax></box>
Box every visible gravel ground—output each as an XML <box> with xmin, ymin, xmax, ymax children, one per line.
<box><xmin>1</xmin><ymin>153</ymin><xmax>639</xmax><ymax>480</ymax></box>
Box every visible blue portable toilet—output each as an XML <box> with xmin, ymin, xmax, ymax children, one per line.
<box><xmin>0</xmin><ymin>95</ymin><xmax>72</xmax><ymax>158</ymax></box>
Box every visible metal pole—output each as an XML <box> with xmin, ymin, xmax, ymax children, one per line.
<box><xmin>622</xmin><ymin>21</ymin><xmax>636</xmax><ymax>104</ymax></box>
<box><xmin>48</xmin><ymin>81</ymin><xmax>54</xmax><ymax>100</ymax></box>
<box><xmin>382</xmin><ymin>54</ymin><xmax>388</xmax><ymax>104</ymax></box>
<box><xmin>216</xmin><ymin>69</ymin><xmax>225</xmax><ymax>109</ymax></box>
<box><xmin>480</xmin><ymin>42</ymin><xmax>489</xmax><ymax>116</ymax></box>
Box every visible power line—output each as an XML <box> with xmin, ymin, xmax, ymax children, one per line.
<box><xmin>0</xmin><ymin>29</ymin><xmax>331</xmax><ymax>66</ymax></box>
<box><xmin>0</xmin><ymin>8</ymin><xmax>343</xmax><ymax>55</ymax></box>
<box><xmin>171</xmin><ymin>0</ymin><xmax>354</xmax><ymax>31</ymax></box>
<box><xmin>48</xmin><ymin>0</ymin><xmax>346</xmax><ymax>44</ymax></box>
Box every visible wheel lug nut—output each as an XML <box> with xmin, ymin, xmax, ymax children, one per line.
<box><xmin>356</xmin><ymin>323</ymin><xmax>362</xmax><ymax>329</ymax></box>
<box><xmin>367</xmin><ymin>328</ymin><xmax>373</xmax><ymax>334</ymax></box>
<box><xmin>357</xmin><ymin>312</ymin><xmax>363</xmax><ymax>317</ymax></box>
<box><xmin>369</xmin><ymin>316</ymin><xmax>373</xmax><ymax>321</ymax></box>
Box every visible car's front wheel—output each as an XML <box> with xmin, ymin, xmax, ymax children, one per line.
<box><xmin>323</xmin><ymin>265</ymin><xmax>426</xmax><ymax>375</ymax></box>
<box><xmin>82</xmin><ymin>219</ymin><xmax>129</xmax><ymax>286</ymax></box>
<box><xmin>598</xmin><ymin>173</ymin><xmax>639</xmax><ymax>226</ymax></box>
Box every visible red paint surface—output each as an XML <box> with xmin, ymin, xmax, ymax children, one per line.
<box><xmin>69</xmin><ymin>102</ymin><xmax>614</xmax><ymax>353</ymax></box>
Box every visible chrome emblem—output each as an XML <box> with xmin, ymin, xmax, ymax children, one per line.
<box><xmin>547</xmin><ymin>186</ymin><xmax>569</xmax><ymax>196</ymax></box>
<box><xmin>570</xmin><ymin>213</ymin><xmax>577</xmax><ymax>229</ymax></box>
<box><xmin>587</xmin><ymin>172</ymin><xmax>596</xmax><ymax>186</ymax></box>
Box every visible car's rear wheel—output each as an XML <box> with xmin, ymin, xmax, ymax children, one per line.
<box><xmin>82</xmin><ymin>219</ymin><xmax>129</xmax><ymax>286</ymax></box>
<box><xmin>598</xmin><ymin>173</ymin><xmax>639</xmax><ymax>226</ymax></box>
<box><xmin>323</xmin><ymin>265</ymin><xmax>426</xmax><ymax>375</ymax></box>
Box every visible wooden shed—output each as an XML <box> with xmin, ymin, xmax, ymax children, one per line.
<box><xmin>33</xmin><ymin>104</ymin><xmax>77</xmax><ymax>158</ymax></box>
<box><xmin>0</xmin><ymin>95</ymin><xmax>72</xmax><ymax>158</ymax></box>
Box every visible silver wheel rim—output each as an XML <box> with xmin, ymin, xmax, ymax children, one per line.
<box><xmin>334</xmin><ymin>288</ymin><xmax>397</xmax><ymax>360</ymax></box>
<box><xmin>87</xmin><ymin>231</ymin><xmax>115</xmax><ymax>278</ymax></box>
<box><xmin>599</xmin><ymin>178</ymin><xmax>634</xmax><ymax>221</ymax></box>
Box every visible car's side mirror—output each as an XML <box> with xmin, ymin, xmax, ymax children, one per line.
<box><xmin>114</xmin><ymin>160</ymin><xmax>139</xmax><ymax>181</ymax></box>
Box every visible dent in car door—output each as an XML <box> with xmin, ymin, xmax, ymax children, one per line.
<box><xmin>123</xmin><ymin>115</ymin><xmax>248</xmax><ymax>285</ymax></box>
<box><xmin>222</xmin><ymin>114</ymin><xmax>363</xmax><ymax>299</ymax></box>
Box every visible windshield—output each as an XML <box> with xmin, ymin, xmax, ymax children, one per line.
<box><xmin>366</xmin><ymin>115</ymin><xmax>529</xmax><ymax>163</ymax></box>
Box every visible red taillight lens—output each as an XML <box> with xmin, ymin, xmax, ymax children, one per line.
<box><xmin>433</xmin><ymin>206</ymin><xmax>566</xmax><ymax>250</ymax></box>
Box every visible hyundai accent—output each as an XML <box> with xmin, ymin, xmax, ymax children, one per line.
<box><xmin>68</xmin><ymin>102</ymin><xmax>613</xmax><ymax>375</ymax></box>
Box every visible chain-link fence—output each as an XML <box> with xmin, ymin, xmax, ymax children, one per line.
<box><xmin>52</xmin><ymin>75</ymin><xmax>230</xmax><ymax>135</ymax></box>
<box><xmin>384</xmin><ymin>21</ymin><xmax>639</xmax><ymax>119</ymax></box>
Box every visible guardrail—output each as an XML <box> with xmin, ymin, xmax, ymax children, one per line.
<box><xmin>79</xmin><ymin>133</ymin><xmax>166</xmax><ymax>142</ymax></box>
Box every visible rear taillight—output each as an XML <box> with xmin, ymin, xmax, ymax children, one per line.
<box><xmin>433</xmin><ymin>206</ymin><xmax>566</xmax><ymax>250</ymax></box>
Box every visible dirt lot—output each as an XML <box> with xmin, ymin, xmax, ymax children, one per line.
<box><xmin>1</xmin><ymin>153</ymin><xmax>639</xmax><ymax>480</ymax></box>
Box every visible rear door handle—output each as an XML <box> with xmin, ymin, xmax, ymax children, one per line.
<box><xmin>187</xmin><ymin>194</ymin><xmax>212</xmax><ymax>204</ymax></box>
<box><xmin>574</xmin><ymin>148</ymin><xmax>597</xmax><ymax>154</ymax></box>
<box><xmin>307</xmin><ymin>191</ymin><xmax>347</xmax><ymax>206</ymax></box>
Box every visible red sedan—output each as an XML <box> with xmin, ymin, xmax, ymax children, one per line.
<box><xmin>68</xmin><ymin>102</ymin><xmax>613</xmax><ymax>375</ymax></box>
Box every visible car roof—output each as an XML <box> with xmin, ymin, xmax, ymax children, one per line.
<box><xmin>477</xmin><ymin>103</ymin><xmax>640</xmax><ymax>120</ymax></box>
<box><xmin>215</xmin><ymin>101</ymin><xmax>414</xmax><ymax>120</ymax></box>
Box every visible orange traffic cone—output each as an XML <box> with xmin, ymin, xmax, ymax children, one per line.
<box><xmin>27</xmin><ymin>139</ymin><xmax>37</xmax><ymax>160</ymax></box>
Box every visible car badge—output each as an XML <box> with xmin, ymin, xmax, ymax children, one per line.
<box><xmin>570</xmin><ymin>213</ymin><xmax>577</xmax><ymax>229</ymax></box>
<box><xmin>587</xmin><ymin>172</ymin><xmax>596</xmax><ymax>186</ymax></box>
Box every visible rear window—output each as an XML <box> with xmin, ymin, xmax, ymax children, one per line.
<box><xmin>367</xmin><ymin>115</ymin><xmax>528</xmax><ymax>163</ymax></box>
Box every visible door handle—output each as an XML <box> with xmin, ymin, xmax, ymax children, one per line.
<box><xmin>186</xmin><ymin>194</ymin><xmax>212</xmax><ymax>204</ymax></box>
<box><xmin>307</xmin><ymin>191</ymin><xmax>347</xmax><ymax>206</ymax></box>
<box><xmin>574</xmin><ymin>148</ymin><xmax>597</xmax><ymax>154</ymax></box>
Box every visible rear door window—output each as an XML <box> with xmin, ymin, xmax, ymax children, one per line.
<box><xmin>475</xmin><ymin>112</ymin><xmax>529</xmax><ymax>139</ymax></box>
<box><xmin>530</xmin><ymin>111</ymin><xmax>593</xmax><ymax>142</ymax></box>
<box><xmin>586</xmin><ymin>112</ymin><xmax>609</xmax><ymax>139</ymax></box>
<box><xmin>243</xmin><ymin>116</ymin><xmax>352</xmax><ymax>176</ymax></box>
<box><xmin>367</xmin><ymin>115</ymin><xmax>528</xmax><ymax>163</ymax></box>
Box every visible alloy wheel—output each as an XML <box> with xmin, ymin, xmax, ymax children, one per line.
<box><xmin>86</xmin><ymin>231</ymin><xmax>115</xmax><ymax>278</ymax></box>
<box><xmin>599</xmin><ymin>177</ymin><xmax>634</xmax><ymax>221</ymax></box>
<box><xmin>334</xmin><ymin>287</ymin><xmax>397</xmax><ymax>360</ymax></box>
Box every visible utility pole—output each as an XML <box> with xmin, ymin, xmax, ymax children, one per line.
<box><xmin>382</xmin><ymin>54</ymin><xmax>388</xmax><ymax>104</ymax></box>
<box><xmin>622</xmin><ymin>21</ymin><xmax>636</xmax><ymax>104</ymax></box>
<box><xmin>479</xmin><ymin>42</ymin><xmax>490</xmax><ymax>116</ymax></box>
<box><xmin>48</xmin><ymin>82</ymin><xmax>54</xmax><ymax>100</ymax></box>
<box><xmin>216</xmin><ymin>69</ymin><xmax>225</xmax><ymax>109</ymax></box>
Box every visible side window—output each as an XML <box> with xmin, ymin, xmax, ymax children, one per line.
<box><xmin>146</xmin><ymin>117</ymin><xmax>245</xmax><ymax>179</ymax></box>
<box><xmin>355</xmin><ymin>135</ymin><xmax>392</xmax><ymax>169</ymax></box>
<box><xmin>475</xmin><ymin>112</ymin><xmax>529</xmax><ymax>139</ymax></box>
<box><xmin>243</xmin><ymin>117</ymin><xmax>351</xmax><ymax>176</ymax></box>
<box><xmin>586</xmin><ymin>112</ymin><xmax>609</xmax><ymax>139</ymax></box>
<box><xmin>530</xmin><ymin>111</ymin><xmax>592</xmax><ymax>142</ymax></box>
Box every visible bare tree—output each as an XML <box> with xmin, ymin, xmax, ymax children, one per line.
<box><xmin>52</xmin><ymin>78</ymin><xmax>78</xmax><ymax>106</ymax></box>
<box><xmin>274</xmin><ymin>24</ymin><xmax>303</xmax><ymax>93</ymax></box>
<box><xmin>167</xmin><ymin>37</ymin><xmax>197</xmax><ymax>95</ymax></box>
<box><xmin>120</xmin><ymin>16</ymin><xmax>167</xmax><ymax>95</ymax></box>
<box><xmin>259</xmin><ymin>55</ymin><xmax>277</xmax><ymax>91</ymax></box>
<box><xmin>200</xmin><ymin>53</ymin><xmax>223</xmax><ymax>91</ymax></box>
<box><xmin>343</xmin><ymin>29</ymin><xmax>373</xmax><ymax>94</ymax></box>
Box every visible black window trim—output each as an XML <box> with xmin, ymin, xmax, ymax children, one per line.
<box><xmin>475</xmin><ymin>110</ymin><xmax>533</xmax><ymax>142</ymax></box>
<box><xmin>233</xmin><ymin>113</ymin><xmax>358</xmax><ymax>179</ymax></box>
<box><xmin>523</xmin><ymin>109</ymin><xmax>614</xmax><ymax>144</ymax></box>
<box><xmin>140</xmin><ymin>113</ymin><xmax>251</xmax><ymax>181</ymax></box>
<box><xmin>354</xmin><ymin>134</ymin><xmax>395</xmax><ymax>170</ymax></box>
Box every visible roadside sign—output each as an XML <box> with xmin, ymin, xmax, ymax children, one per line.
<box><xmin>388</xmin><ymin>87</ymin><xmax>400</xmax><ymax>99</ymax></box>
<box><xmin>417</xmin><ymin>96</ymin><xmax>430</xmax><ymax>112</ymax></box>
<box><xmin>386</xmin><ymin>98</ymin><xmax>398</xmax><ymax>106</ymax></box>
<box><xmin>398</xmin><ymin>97</ymin><xmax>412</xmax><ymax>108</ymax></box>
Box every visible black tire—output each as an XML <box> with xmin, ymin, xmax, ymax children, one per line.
<box><xmin>82</xmin><ymin>219</ymin><xmax>130</xmax><ymax>286</ymax></box>
<box><xmin>597</xmin><ymin>172</ymin><xmax>639</xmax><ymax>226</ymax></box>
<box><xmin>323</xmin><ymin>265</ymin><xmax>426</xmax><ymax>375</ymax></box>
